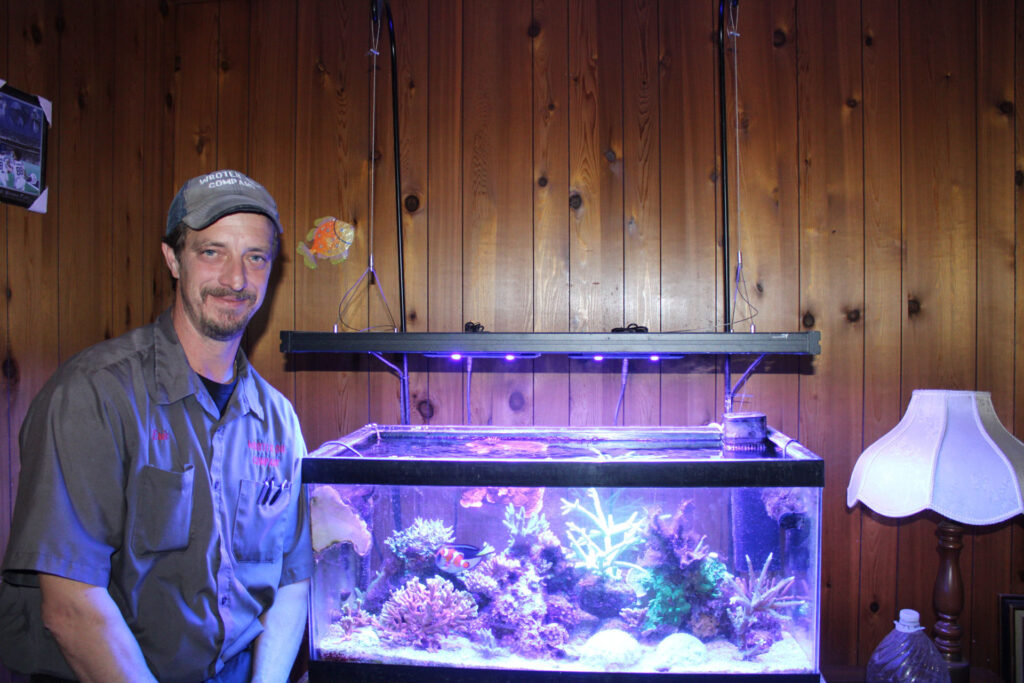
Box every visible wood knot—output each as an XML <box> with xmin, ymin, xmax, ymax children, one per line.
<box><xmin>846</xmin><ymin>98</ymin><xmax>859</xmax><ymax>109</ymax></box>
<box><xmin>407</xmin><ymin>309</ymin><xmax>417</xmax><ymax>322</ymax></box>
<box><xmin>403</xmin><ymin>194</ymin><xmax>420</xmax><ymax>213</ymax></box>
<box><xmin>508</xmin><ymin>391</ymin><xmax>525</xmax><ymax>411</ymax></box>
<box><xmin>869</xmin><ymin>601</ymin><xmax>879</xmax><ymax>613</ymax></box>
<box><xmin>30</xmin><ymin>23</ymin><xmax>43</xmax><ymax>45</ymax></box>
<box><xmin>864</xmin><ymin>34</ymin><xmax>874</xmax><ymax>47</ymax></box>
<box><xmin>604</xmin><ymin>149</ymin><xmax>617</xmax><ymax>163</ymax></box>
<box><xmin>78</xmin><ymin>88</ymin><xmax>89</xmax><ymax>110</ymax></box>
<box><xmin>907</xmin><ymin>297</ymin><xmax>921</xmax><ymax>316</ymax></box>
<box><xmin>165</xmin><ymin>92</ymin><xmax>174</xmax><ymax>111</ymax></box>
<box><xmin>846</xmin><ymin>308</ymin><xmax>861</xmax><ymax>323</ymax></box>
<box><xmin>772</xmin><ymin>29</ymin><xmax>787</xmax><ymax>47</ymax></box>
<box><xmin>998</xmin><ymin>100</ymin><xmax>1014</xmax><ymax>116</ymax></box>
<box><xmin>802</xmin><ymin>312</ymin><xmax>815</xmax><ymax>328</ymax></box>
<box><xmin>537</xmin><ymin>176</ymin><xmax>548</xmax><ymax>187</ymax></box>
<box><xmin>527</xmin><ymin>21</ymin><xmax>541</xmax><ymax>38</ymax></box>
<box><xmin>2</xmin><ymin>356</ymin><xmax>18</xmax><ymax>382</ymax></box>
<box><xmin>416</xmin><ymin>400</ymin><xmax>435</xmax><ymax>420</ymax></box>
<box><xmin>1016</xmin><ymin>169</ymin><xmax>1024</xmax><ymax>187</ymax></box>
<box><xmin>159</xmin><ymin>0</ymin><xmax>169</xmax><ymax>17</ymax></box>
<box><xmin>547</xmin><ymin>101</ymin><xmax>556</xmax><ymax>112</ymax></box>
<box><xmin>569</xmin><ymin>192</ymin><xmax>582</xmax><ymax>210</ymax></box>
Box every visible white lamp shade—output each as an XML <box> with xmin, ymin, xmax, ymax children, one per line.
<box><xmin>847</xmin><ymin>390</ymin><xmax>1024</xmax><ymax>525</ymax></box>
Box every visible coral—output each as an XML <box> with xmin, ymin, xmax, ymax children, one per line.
<box><xmin>503</xmin><ymin>503</ymin><xmax>550</xmax><ymax>554</ymax></box>
<box><xmin>687</xmin><ymin>599</ymin><xmax>729</xmax><ymax>641</ymax></box>
<box><xmin>560</xmin><ymin>488</ymin><xmax>646</xmax><ymax>581</ymax></box>
<box><xmin>645</xmin><ymin>500</ymin><xmax>712</xmax><ymax>571</ymax></box>
<box><xmin>683</xmin><ymin>553</ymin><xmax>730</xmax><ymax>599</ymax></box>
<box><xmin>514</xmin><ymin>621</ymin><xmax>570</xmax><ymax>658</ymax></box>
<box><xmin>543</xmin><ymin>593</ymin><xmax>582</xmax><ymax>629</ymax></box>
<box><xmin>309</xmin><ymin>485</ymin><xmax>373</xmax><ymax>555</ymax></box>
<box><xmin>384</xmin><ymin>517</ymin><xmax>454</xmax><ymax>574</ymax></box>
<box><xmin>726</xmin><ymin>553</ymin><xmax>806</xmax><ymax>659</ymax></box>
<box><xmin>576</xmin><ymin>573</ymin><xmax>637</xmax><ymax>619</ymax></box>
<box><xmin>378</xmin><ymin>576</ymin><xmax>478</xmax><ymax>651</ymax></box>
<box><xmin>460</xmin><ymin>486</ymin><xmax>545</xmax><ymax>517</ymax></box>
<box><xmin>640</xmin><ymin>569</ymin><xmax>692</xmax><ymax>631</ymax></box>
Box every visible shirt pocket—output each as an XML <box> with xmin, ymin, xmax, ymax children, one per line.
<box><xmin>232</xmin><ymin>479</ymin><xmax>290</xmax><ymax>563</ymax></box>
<box><xmin>131</xmin><ymin>465</ymin><xmax>194</xmax><ymax>554</ymax></box>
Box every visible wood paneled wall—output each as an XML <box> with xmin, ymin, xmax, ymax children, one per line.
<box><xmin>2</xmin><ymin>0</ymin><xmax>1023</xmax><ymax>679</ymax></box>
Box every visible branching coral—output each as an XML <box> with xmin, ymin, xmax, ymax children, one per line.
<box><xmin>503</xmin><ymin>503</ymin><xmax>550</xmax><ymax>552</ymax></box>
<box><xmin>560</xmin><ymin>488</ymin><xmax>646</xmax><ymax>580</ymax></box>
<box><xmin>726</xmin><ymin>552</ymin><xmax>806</xmax><ymax>659</ymax></box>
<box><xmin>378</xmin><ymin>576</ymin><xmax>478</xmax><ymax>651</ymax></box>
<box><xmin>384</xmin><ymin>517</ymin><xmax>454</xmax><ymax>573</ymax></box>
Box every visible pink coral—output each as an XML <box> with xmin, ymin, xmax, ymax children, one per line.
<box><xmin>379</xmin><ymin>576</ymin><xmax>478</xmax><ymax>651</ymax></box>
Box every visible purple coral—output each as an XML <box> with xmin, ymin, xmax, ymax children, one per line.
<box><xmin>726</xmin><ymin>553</ymin><xmax>805</xmax><ymax>659</ymax></box>
<box><xmin>379</xmin><ymin>576</ymin><xmax>478</xmax><ymax>651</ymax></box>
<box><xmin>645</xmin><ymin>500</ymin><xmax>712</xmax><ymax>570</ymax></box>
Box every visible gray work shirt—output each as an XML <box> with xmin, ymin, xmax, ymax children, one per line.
<box><xmin>0</xmin><ymin>310</ymin><xmax>313</xmax><ymax>681</ymax></box>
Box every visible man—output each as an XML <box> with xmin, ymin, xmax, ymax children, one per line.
<box><xmin>0</xmin><ymin>170</ymin><xmax>312</xmax><ymax>682</ymax></box>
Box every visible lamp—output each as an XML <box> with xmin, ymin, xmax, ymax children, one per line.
<box><xmin>847</xmin><ymin>389</ymin><xmax>1024</xmax><ymax>683</ymax></box>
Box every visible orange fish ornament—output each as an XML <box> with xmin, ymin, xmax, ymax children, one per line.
<box><xmin>297</xmin><ymin>216</ymin><xmax>355</xmax><ymax>269</ymax></box>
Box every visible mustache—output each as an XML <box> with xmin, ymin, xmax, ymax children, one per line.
<box><xmin>201</xmin><ymin>287</ymin><xmax>256</xmax><ymax>304</ymax></box>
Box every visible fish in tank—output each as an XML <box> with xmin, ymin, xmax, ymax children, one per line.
<box><xmin>302</xmin><ymin>422</ymin><xmax>822</xmax><ymax>680</ymax></box>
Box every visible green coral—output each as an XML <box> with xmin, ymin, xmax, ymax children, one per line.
<box><xmin>560</xmin><ymin>488</ymin><xmax>646</xmax><ymax>580</ymax></box>
<box><xmin>685</xmin><ymin>553</ymin><xmax>730</xmax><ymax>598</ymax></box>
<box><xmin>640</xmin><ymin>569</ymin><xmax>692</xmax><ymax>631</ymax></box>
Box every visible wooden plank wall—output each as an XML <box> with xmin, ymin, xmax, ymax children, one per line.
<box><xmin>2</xmin><ymin>1</ymin><xmax>1023</xmax><ymax>680</ymax></box>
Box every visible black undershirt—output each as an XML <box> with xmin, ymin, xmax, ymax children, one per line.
<box><xmin>200</xmin><ymin>375</ymin><xmax>237</xmax><ymax>416</ymax></box>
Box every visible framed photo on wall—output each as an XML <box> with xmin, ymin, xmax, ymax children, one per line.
<box><xmin>1001</xmin><ymin>594</ymin><xmax>1024</xmax><ymax>683</ymax></box>
<box><xmin>0</xmin><ymin>80</ymin><xmax>51</xmax><ymax>213</ymax></box>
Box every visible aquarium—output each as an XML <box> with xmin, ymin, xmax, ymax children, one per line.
<box><xmin>302</xmin><ymin>420</ymin><xmax>822</xmax><ymax>681</ymax></box>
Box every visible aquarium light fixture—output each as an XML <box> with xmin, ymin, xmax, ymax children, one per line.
<box><xmin>566</xmin><ymin>353</ymin><xmax>681</xmax><ymax>362</ymax></box>
<box><xmin>422</xmin><ymin>352</ymin><xmax>542</xmax><ymax>361</ymax></box>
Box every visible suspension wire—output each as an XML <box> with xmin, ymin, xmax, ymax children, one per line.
<box><xmin>613</xmin><ymin>358</ymin><xmax>630</xmax><ymax>426</ymax></box>
<box><xmin>727</xmin><ymin>2</ymin><xmax>759</xmax><ymax>334</ymax></box>
<box><xmin>334</xmin><ymin>4</ymin><xmax>397</xmax><ymax>335</ymax></box>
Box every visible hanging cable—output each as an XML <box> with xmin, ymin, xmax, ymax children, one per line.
<box><xmin>613</xmin><ymin>358</ymin><xmax>630</xmax><ymax>426</ymax></box>
<box><xmin>726</xmin><ymin>2</ymin><xmax>759</xmax><ymax>334</ymax></box>
<box><xmin>334</xmin><ymin>2</ymin><xmax>398</xmax><ymax>334</ymax></box>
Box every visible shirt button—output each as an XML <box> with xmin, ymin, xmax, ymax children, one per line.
<box><xmin>221</xmin><ymin>596</ymin><xmax>229</xmax><ymax>606</ymax></box>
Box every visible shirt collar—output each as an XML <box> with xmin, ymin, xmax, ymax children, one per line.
<box><xmin>151</xmin><ymin>309</ymin><xmax>263</xmax><ymax>420</ymax></box>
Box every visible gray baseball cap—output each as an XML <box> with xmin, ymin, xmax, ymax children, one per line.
<box><xmin>165</xmin><ymin>169</ymin><xmax>283</xmax><ymax>236</ymax></box>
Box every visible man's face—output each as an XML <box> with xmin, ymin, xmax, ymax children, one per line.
<box><xmin>162</xmin><ymin>212</ymin><xmax>276</xmax><ymax>342</ymax></box>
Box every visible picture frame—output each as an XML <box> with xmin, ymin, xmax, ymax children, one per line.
<box><xmin>0</xmin><ymin>80</ymin><xmax>51</xmax><ymax>213</ymax></box>
<box><xmin>1001</xmin><ymin>594</ymin><xmax>1024</xmax><ymax>683</ymax></box>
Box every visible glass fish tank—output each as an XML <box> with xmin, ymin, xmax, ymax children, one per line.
<box><xmin>303</xmin><ymin>418</ymin><xmax>822</xmax><ymax>681</ymax></box>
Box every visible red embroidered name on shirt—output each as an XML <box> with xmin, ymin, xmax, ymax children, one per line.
<box><xmin>151</xmin><ymin>429</ymin><xmax>171</xmax><ymax>441</ymax></box>
<box><xmin>248</xmin><ymin>441</ymin><xmax>285</xmax><ymax>468</ymax></box>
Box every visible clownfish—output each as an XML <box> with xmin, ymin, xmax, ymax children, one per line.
<box><xmin>435</xmin><ymin>543</ymin><xmax>494</xmax><ymax>574</ymax></box>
